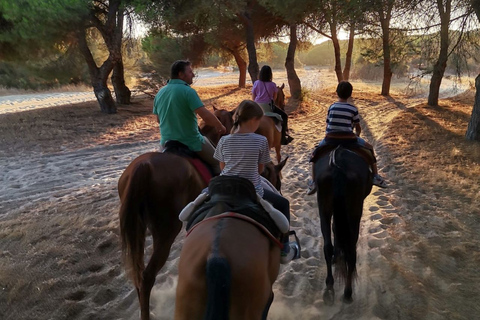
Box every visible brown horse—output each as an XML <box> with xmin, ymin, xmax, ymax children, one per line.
<box><xmin>118</xmin><ymin>152</ymin><xmax>286</xmax><ymax>320</ymax></box>
<box><xmin>174</xmin><ymin>189</ymin><xmax>282</xmax><ymax>319</ymax></box>
<box><xmin>274</xmin><ymin>83</ymin><xmax>286</xmax><ymax>110</ymax></box>
<box><xmin>201</xmin><ymin>87</ymin><xmax>286</xmax><ymax>164</ymax></box>
<box><xmin>256</xmin><ymin>115</ymin><xmax>282</xmax><ymax>163</ymax></box>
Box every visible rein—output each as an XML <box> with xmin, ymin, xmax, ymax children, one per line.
<box><xmin>186</xmin><ymin>212</ymin><xmax>284</xmax><ymax>249</ymax></box>
<box><xmin>329</xmin><ymin>146</ymin><xmax>358</xmax><ymax>169</ymax></box>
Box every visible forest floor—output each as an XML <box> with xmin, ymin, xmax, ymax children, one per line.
<box><xmin>0</xmin><ymin>69</ymin><xmax>479</xmax><ymax>319</ymax></box>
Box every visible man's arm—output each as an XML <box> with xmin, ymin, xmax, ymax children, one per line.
<box><xmin>196</xmin><ymin>106</ymin><xmax>226</xmax><ymax>134</ymax></box>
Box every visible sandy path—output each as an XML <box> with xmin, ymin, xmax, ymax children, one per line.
<box><xmin>1</xmin><ymin>69</ymin><xmax>478</xmax><ymax>320</ymax></box>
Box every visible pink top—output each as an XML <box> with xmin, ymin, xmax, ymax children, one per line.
<box><xmin>252</xmin><ymin>80</ymin><xmax>278</xmax><ymax>104</ymax></box>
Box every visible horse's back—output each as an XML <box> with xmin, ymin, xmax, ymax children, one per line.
<box><xmin>118</xmin><ymin>151</ymin><xmax>206</xmax><ymax>210</ymax></box>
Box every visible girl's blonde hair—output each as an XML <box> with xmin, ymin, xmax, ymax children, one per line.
<box><xmin>231</xmin><ymin>100</ymin><xmax>264</xmax><ymax>133</ymax></box>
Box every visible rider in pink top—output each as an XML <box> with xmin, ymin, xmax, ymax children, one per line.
<box><xmin>252</xmin><ymin>65</ymin><xmax>293</xmax><ymax>145</ymax></box>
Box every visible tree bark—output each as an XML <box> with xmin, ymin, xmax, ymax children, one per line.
<box><xmin>466</xmin><ymin>76</ymin><xmax>480</xmax><ymax>141</ymax></box>
<box><xmin>379</xmin><ymin>7</ymin><xmax>392</xmax><ymax>96</ymax></box>
<box><xmin>428</xmin><ymin>0</ymin><xmax>451</xmax><ymax>106</ymax></box>
<box><xmin>228</xmin><ymin>47</ymin><xmax>247</xmax><ymax>88</ymax></box>
<box><xmin>285</xmin><ymin>24</ymin><xmax>301</xmax><ymax>100</ymax></box>
<box><xmin>330</xmin><ymin>20</ymin><xmax>343</xmax><ymax>83</ymax></box>
<box><xmin>94</xmin><ymin>0</ymin><xmax>131</xmax><ymax>106</ymax></box>
<box><xmin>239</xmin><ymin>10</ymin><xmax>259</xmax><ymax>83</ymax></box>
<box><xmin>77</xmin><ymin>30</ymin><xmax>116</xmax><ymax>114</ymax></box>
<box><xmin>112</xmin><ymin>60</ymin><xmax>131</xmax><ymax>104</ymax></box>
<box><xmin>466</xmin><ymin>0</ymin><xmax>480</xmax><ymax>140</ymax></box>
<box><xmin>342</xmin><ymin>23</ymin><xmax>355</xmax><ymax>81</ymax></box>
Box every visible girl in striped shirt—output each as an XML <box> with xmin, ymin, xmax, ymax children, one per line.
<box><xmin>214</xmin><ymin>100</ymin><xmax>299</xmax><ymax>263</ymax></box>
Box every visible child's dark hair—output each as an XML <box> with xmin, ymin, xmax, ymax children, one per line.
<box><xmin>259</xmin><ymin>65</ymin><xmax>273</xmax><ymax>82</ymax></box>
<box><xmin>336</xmin><ymin>81</ymin><xmax>353</xmax><ymax>99</ymax></box>
<box><xmin>231</xmin><ymin>100</ymin><xmax>264</xmax><ymax>133</ymax></box>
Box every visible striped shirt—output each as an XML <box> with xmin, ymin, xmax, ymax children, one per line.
<box><xmin>214</xmin><ymin>133</ymin><xmax>271</xmax><ymax>196</ymax></box>
<box><xmin>325</xmin><ymin>102</ymin><xmax>360</xmax><ymax>133</ymax></box>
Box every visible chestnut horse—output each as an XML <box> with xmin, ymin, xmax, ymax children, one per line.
<box><xmin>174</xmin><ymin>215</ymin><xmax>281</xmax><ymax>319</ymax></box>
<box><xmin>201</xmin><ymin>84</ymin><xmax>286</xmax><ymax>164</ymax></box>
<box><xmin>118</xmin><ymin>151</ymin><xmax>286</xmax><ymax>319</ymax></box>
<box><xmin>313</xmin><ymin>146</ymin><xmax>373</xmax><ymax>304</ymax></box>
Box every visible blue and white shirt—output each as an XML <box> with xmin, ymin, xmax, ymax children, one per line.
<box><xmin>214</xmin><ymin>133</ymin><xmax>271</xmax><ymax>196</ymax></box>
<box><xmin>325</xmin><ymin>102</ymin><xmax>360</xmax><ymax>133</ymax></box>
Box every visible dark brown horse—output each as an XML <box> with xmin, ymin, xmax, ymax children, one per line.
<box><xmin>118</xmin><ymin>151</ymin><xmax>286</xmax><ymax>319</ymax></box>
<box><xmin>313</xmin><ymin>146</ymin><xmax>373</xmax><ymax>304</ymax></box>
<box><xmin>175</xmin><ymin>217</ymin><xmax>281</xmax><ymax>319</ymax></box>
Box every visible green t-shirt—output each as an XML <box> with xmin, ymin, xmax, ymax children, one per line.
<box><xmin>153</xmin><ymin>79</ymin><xmax>204</xmax><ymax>151</ymax></box>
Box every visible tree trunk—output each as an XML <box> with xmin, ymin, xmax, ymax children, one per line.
<box><xmin>330</xmin><ymin>20</ymin><xmax>343</xmax><ymax>83</ymax></box>
<box><xmin>112</xmin><ymin>60</ymin><xmax>131</xmax><ymax>104</ymax></box>
<box><xmin>380</xmin><ymin>18</ymin><xmax>392</xmax><ymax>96</ymax></box>
<box><xmin>228</xmin><ymin>46</ymin><xmax>247</xmax><ymax>88</ymax></box>
<box><xmin>466</xmin><ymin>74</ymin><xmax>480</xmax><ymax>141</ymax></box>
<box><xmin>76</xmin><ymin>30</ymin><xmax>116</xmax><ymax>114</ymax></box>
<box><xmin>428</xmin><ymin>0</ymin><xmax>451</xmax><ymax>106</ymax></box>
<box><xmin>342</xmin><ymin>23</ymin><xmax>355</xmax><ymax>81</ymax></box>
<box><xmin>466</xmin><ymin>0</ymin><xmax>480</xmax><ymax>140</ymax></box>
<box><xmin>285</xmin><ymin>24</ymin><xmax>301</xmax><ymax>100</ymax></box>
<box><xmin>241</xmin><ymin>11</ymin><xmax>259</xmax><ymax>83</ymax></box>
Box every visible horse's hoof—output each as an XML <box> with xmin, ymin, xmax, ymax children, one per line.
<box><xmin>323</xmin><ymin>288</ymin><xmax>335</xmax><ymax>306</ymax></box>
<box><xmin>342</xmin><ymin>294</ymin><xmax>353</xmax><ymax>304</ymax></box>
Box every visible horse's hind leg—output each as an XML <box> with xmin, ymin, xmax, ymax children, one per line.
<box><xmin>319</xmin><ymin>208</ymin><xmax>335</xmax><ymax>304</ymax></box>
<box><xmin>139</xmin><ymin>214</ymin><xmax>182</xmax><ymax>320</ymax></box>
<box><xmin>275</xmin><ymin>145</ymin><xmax>281</xmax><ymax>164</ymax></box>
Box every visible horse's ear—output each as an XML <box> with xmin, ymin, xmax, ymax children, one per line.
<box><xmin>280</xmin><ymin>83</ymin><xmax>285</xmax><ymax>89</ymax></box>
<box><xmin>275</xmin><ymin>156</ymin><xmax>288</xmax><ymax>172</ymax></box>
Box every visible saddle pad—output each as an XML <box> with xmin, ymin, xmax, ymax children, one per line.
<box><xmin>188</xmin><ymin>158</ymin><xmax>212</xmax><ymax>186</ymax></box>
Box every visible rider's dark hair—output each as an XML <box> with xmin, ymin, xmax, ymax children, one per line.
<box><xmin>231</xmin><ymin>100</ymin><xmax>264</xmax><ymax>133</ymax></box>
<box><xmin>259</xmin><ymin>65</ymin><xmax>273</xmax><ymax>82</ymax></box>
<box><xmin>336</xmin><ymin>81</ymin><xmax>353</xmax><ymax>100</ymax></box>
<box><xmin>170</xmin><ymin>60</ymin><xmax>191</xmax><ymax>79</ymax></box>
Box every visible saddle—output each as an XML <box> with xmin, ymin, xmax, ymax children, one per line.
<box><xmin>184</xmin><ymin>176</ymin><xmax>284</xmax><ymax>239</ymax></box>
<box><xmin>163</xmin><ymin>140</ymin><xmax>213</xmax><ymax>184</ymax></box>
<box><xmin>309</xmin><ymin>135</ymin><xmax>375</xmax><ymax>167</ymax></box>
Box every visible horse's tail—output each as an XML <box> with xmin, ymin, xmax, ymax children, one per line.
<box><xmin>204</xmin><ymin>256</ymin><xmax>231</xmax><ymax>320</ymax></box>
<box><xmin>119</xmin><ymin>161</ymin><xmax>150</xmax><ymax>289</ymax></box>
<box><xmin>332</xmin><ymin>167</ymin><xmax>356</xmax><ymax>282</ymax></box>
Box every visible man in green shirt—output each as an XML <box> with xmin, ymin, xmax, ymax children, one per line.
<box><xmin>153</xmin><ymin>60</ymin><xmax>226</xmax><ymax>175</ymax></box>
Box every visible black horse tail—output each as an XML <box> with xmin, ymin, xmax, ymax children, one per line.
<box><xmin>119</xmin><ymin>161</ymin><xmax>149</xmax><ymax>289</ymax></box>
<box><xmin>204</xmin><ymin>256</ymin><xmax>231</xmax><ymax>320</ymax></box>
<box><xmin>332</xmin><ymin>167</ymin><xmax>355</xmax><ymax>282</ymax></box>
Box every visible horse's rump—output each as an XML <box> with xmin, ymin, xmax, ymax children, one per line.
<box><xmin>310</xmin><ymin>139</ymin><xmax>375</xmax><ymax>168</ymax></box>
<box><xmin>175</xmin><ymin>215</ymin><xmax>280</xmax><ymax>319</ymax></box>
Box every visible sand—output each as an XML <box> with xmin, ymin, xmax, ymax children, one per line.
<box><xmin>0</xmin><ymin>68</ymin><xmax>479</xmax><ymax>320</ymax></box>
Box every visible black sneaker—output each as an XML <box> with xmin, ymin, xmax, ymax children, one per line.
<box><xmin>281</xmin><ymin>135</ymin><xmax>294</xmax><ymax>145</ymax></box>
